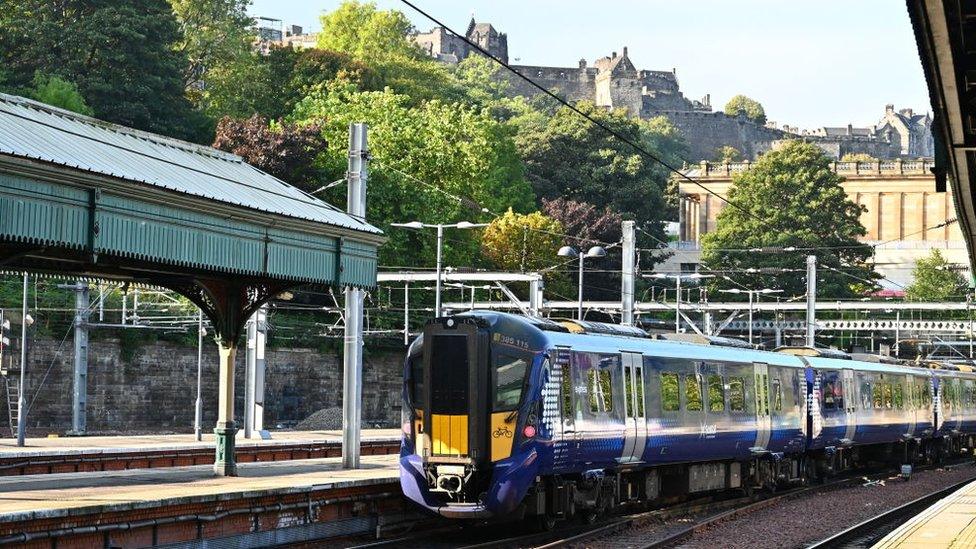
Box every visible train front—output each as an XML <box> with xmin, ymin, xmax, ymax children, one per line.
<box><xmin>399</xmin><ymin>313</ymin><xmax>549</xmax><ymax>519</ymax></box>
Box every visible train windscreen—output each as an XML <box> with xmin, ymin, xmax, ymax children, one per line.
<box><xmin>430</xmin><ymin>334</ymin><xmax>469</xmax><ymax>415</ymax></box>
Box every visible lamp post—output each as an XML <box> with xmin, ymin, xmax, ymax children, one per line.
<box><xmin>645</xmin><ymin>273</ymin><xmax>714</xmax><ymax>333</ymax></box>
<box><xmin>557</xmin><ymin>245</ymin><xmax>607</xmax><ymax>320</ymax></box>
<box><xmin>390</xmin><ymin>221</ymin><xmax>488</xmax><ymax>317</ymax></box>
<box><xmin>719</xmin><ymin>288</ymin><xmax>783</xmax><ymax>345</ymax></box>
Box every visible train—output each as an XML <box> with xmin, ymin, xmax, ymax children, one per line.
<box><xmin>398</xmin><ymin>311</ymin><xmax>976</xmax><ymax>526</ymax></box>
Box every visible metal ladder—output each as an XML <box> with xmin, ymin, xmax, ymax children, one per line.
<box><xmin>4</xmin><ymin>376</ymin><xmax>17</xmax><ymax>438</ymax></box>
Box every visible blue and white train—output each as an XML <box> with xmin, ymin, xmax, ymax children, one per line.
<box><xmin>398</xmin><ymin>311</ymin><xmax>976</xmax><ymax>525</ymax></box>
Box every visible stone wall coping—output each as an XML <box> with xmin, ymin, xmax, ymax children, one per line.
<box><xmin>0</xmin><ymin>430</ymin><xmax>401</xmax><ymax>459</ymax></box>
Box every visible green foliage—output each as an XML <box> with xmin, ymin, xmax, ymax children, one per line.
<box><xmin>905</xmin><ymin>249</ymin><xmax>969</xmax><ymax>301</ymax></box>
<box><xmin>30</xmin><ymin>73</ymin><xmax>92</xmax><ymax>115</ymax></box>
<box><xmin>514</xmin><ymin>102</ymin><xmax>684</xmax><ymax>254</ymax></box>
<box><xmin>291</xmin><ymin>83</ymin><xmax>535</xmax><ymax>269</ymax></box>
<box><xmin>701</xmin><ymin>140</ymin><xmax>877</xmax><ymax>298</ymax></box>
<box><xmin>481</xmin><ymin>209</ymin><xmax>564</xmax><ymax>273</ymax></box>
<box><xmin>316</xmin><ymin>1</ymin><xmax>463</xmax><ymax>105</ymax></box>
<box><xmin>841</xmin><ymin>152</ymin><xmax>877</xmax><ymax>162</ymax></box>
<box><xmin>715</xmin><ymin>145</ymin><xmax>742</xmax><ymax>162</ymax></box>
<box><xmin>0</xmin><ymin>0</ymin><xmax>204</xmax><ymax>141</ymax></box>
<box><xmin>724</xmin><ymin>94</ymin><xmax>766</xmax><ymax>124</ymax></box>
<box><xmin>168</xmin><ymin>0</ymin><xmax>254</xmax><ymax>97</ymax></box>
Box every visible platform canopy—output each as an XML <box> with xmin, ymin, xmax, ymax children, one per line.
<box><xmin>0</xmin><ymin>93</ymin><xmax>382</xmax><ymax>342</ymax></box>
<box><xmin>907</xmin><ymin>1</ymin><xmax>976</xmax><ymax>273</ymax></box>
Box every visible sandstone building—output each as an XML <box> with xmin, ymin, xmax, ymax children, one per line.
<box><xmin>667</xmin><ymin>160</ymin><xmax>967</xmax><ymax>288</ymax></box>
<box><xmin>412</xmin><ymin>19</ymin><xmax>934</xmax><ymax>162</ymax></box>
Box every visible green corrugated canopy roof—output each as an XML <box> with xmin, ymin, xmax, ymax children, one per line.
<box><xmin>0</xmin><ymin>93</ymin><xmax>383</xmax><ymax>289</ymax></box>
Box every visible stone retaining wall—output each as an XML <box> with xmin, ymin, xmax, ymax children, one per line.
<box><xmin>2</xmin><ymin>338</ymin><xmax>404</xmax><ymax>435</ymax></box>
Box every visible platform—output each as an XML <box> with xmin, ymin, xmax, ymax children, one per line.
<box><xmin>0</xmin><ymin>454</ymin><xmax>407</xmax><ymax>548</ymax></box>
<box><xmin>874</xmin><ymin>478</ymin><xmax>976</xmax><ymax>548</ymax></box>
<box><xmin>0</xmin><ymin>429</ymin><xmax>401</xmax><ymax>476</ymax></box>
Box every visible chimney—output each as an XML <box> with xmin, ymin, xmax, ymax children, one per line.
<box><xmin>885</xmin><ymin>104</ymin><xmax>895</xmax><ymax>115</ymax></box>
<box><xmin>847</xmin><ymin>124</ymin><xmax>853</xmax><ymax>136</ymax></box>
<box><xmin>579</xmin><ymin>58</ymin><xmax>587</xmax><ymax>69</ymax></box>
<box><xmin>623</xmin><ymin>46</ymin><xmax>628</xmax><ymax>57</ymax></box>
<box><xmin>612</xmin><ymin>51</ymin><xmax>617</xmax><ymax>59</ymax></box>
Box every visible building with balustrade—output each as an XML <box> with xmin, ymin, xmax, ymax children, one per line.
<box><xmin>668</xmin><ymin>160</ymin><xmax>968</xmax><ymax>288</ymax></box>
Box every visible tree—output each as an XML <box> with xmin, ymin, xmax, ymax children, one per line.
<box><xmin>482</xmin><ymin>209</ymin><xmax>564</xmax><ymax>273</ymax></box>
<box><xmin>168</xmin><ymin>0</ymin><xmax>254</xmax><ymax>96</ymax></box>
<box><xmin>212</xmin><ymin>115</ymin><xmax>326</xmax><ymax>191</ymax></box>
<box><xmin>29</xmin><ymin>74</ymin><xmax>92</xmax><ymax>115</ymax></box>
<box><xmin>0</xmin><ymin>0</ymin><xmax>203</xmax><ymax>140</ymax></box>
<box><xmin>316</xmin><ymin>1</ymin><xmax>463</xmax><ymax>104</ymax></box>
<box><xmin>715</xmin><ymin>145</ymin><xmax>742</xmax><ymax>163</ymax></box>
<box><xmin>724</xmin><ymin>94</ymin><xmax>766</xmax><ymax>124</ymax></box>
<box><xmin>515</xmin><ymin>102</ymin><xmax>684</xmax><ymax>253</ymax></box>
<box><xmin>541</xmin><ymin>198</ymin><xmax>622</xmax><ymax>248</ymax></box>
<box><xmin>905</xmin><ymin>250</ymin><xmax>969</xmax><ymax>301</ymax></box>
<box><xmin>204</xmin><ymin>47</ymin><xmax>380</xmax><ymax>121</ymax></box>
<box><xmin>701</xmin><ymin>140</ymin><xmax>877</xmax><ymax>298</ymax></box>
<box><xmin>291</xmin><ymin>83</ymin><xmax>535</xmax><ymax>268</ymax></box>
<box><xmin>841</xmin><ymin>152</ymin><xmax>877</xmax><ymax>162</ymax></box>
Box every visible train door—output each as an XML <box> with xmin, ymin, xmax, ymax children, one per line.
<box><xmin>555</xmin><ymin>347</ymin><xmax>580</xmax><ymax>471</ymax></box>
<box><xmin>753</xmin><ymin>362</ymin><xmax>771</xmax><ymax>451</ymax></box>
<box><xmin>620</xmin><ymin>352</ymin><xmax>647</xmax><ymax>462</ymax></box>
<box><xmin>842</xmin><ymin>369</ymin><xmax>857</xmax><ymax>442</ymax></box>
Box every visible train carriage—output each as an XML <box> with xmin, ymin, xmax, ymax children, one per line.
<box><xmin>399</xmin><ymin>311</ymin><xmax>976</xmax><ymax>524</ymax></box>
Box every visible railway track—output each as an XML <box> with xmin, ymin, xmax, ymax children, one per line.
<box><xmin>349</xmin><ymin>461</ymin><xmax>975</xmax><ymax>549</ymax></box>
<box><xmin>806</xmin><ymin>476</ymin><xmax>976</xmax><ymax>548</ymax></box>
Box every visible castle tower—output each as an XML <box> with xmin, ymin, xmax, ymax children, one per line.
<box><xmin>594</xmin><ymin>47</ymin><xmax>641</xmax><ymax>115</ymax></box>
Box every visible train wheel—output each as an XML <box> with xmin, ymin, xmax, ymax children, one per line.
<box><xmin>536</xmin><ymin>513</ymin><xmax>557</xmax><ymax>531</ymax></box>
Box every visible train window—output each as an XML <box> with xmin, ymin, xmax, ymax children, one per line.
<box><xmin>893</xmin><ymin>384</ymin><xmax>904</xmax><ymax>409</ymax></box>
<box><xmin>408</xmin><ymin>354</ymin><xmax>425</xmax><ymax>409</ymax></box>
<box><xmin>771</xmin><ymin>378</ymin><xmax>783</xmax><ymax>412</ymax></box>
<box><xmin>708</xmin><ymin>375</ymin><xmax>725</xmax><ymax>412</ymax></box>
<box><xmin>586</xmin><ymin>367</ymin><xmax>614</xmax><ymax>414</ymax></box>
<box><xmin>860</xmin><ymin>381</ymin><xmax>872</xmax><ymax>410</ymax></box>
<box><xmin>685</xmin><ymin>374</ymin><xmax>703</xmax><ymax>412</ymax></box>
<box><xmin>635</xmin><ymin>368</ymin><xmax>645</xmax><ymax>417</ymax></box>
<box><xmin>882</xmin><ymin>382</ymin><xmax>893</xmax><ymax>409</ymax></box>
<box><xmin>625</xmin><ymin>366</ymin><xmax>634</xmax><ymax>417</ymax></box>
<box><xmin>823</xmin><ymin>380</ymin><xmax>837</xmax><ymax>410</ymax></box>
<box><xmin>729</xmin><ymin>377</ymin><xmax>745</xmax><ymax>412</ymax></box>
<box><xmin>661</xmin><ymin>372</ymin><xmax>680</xmax><ymax>412</ymax></box>
<box><xmin>872</xmin><ymin>382</ymin><xmax>884</xmax><ymax>409</ymax></box>
<box><xmin>492</xmin><ymin>355</ymin><xmax>528</xmax><ymax>411</ymax></box>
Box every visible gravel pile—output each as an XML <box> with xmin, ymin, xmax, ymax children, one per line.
<box><xmin>294</xmin><ymin>407</ymin><xmax>343</xmax><ymax>430</ymax></box>
<box><xmin>676</xmin><ymin>464</ymin><xmax>976</xmax><ymax>549</ymax></box>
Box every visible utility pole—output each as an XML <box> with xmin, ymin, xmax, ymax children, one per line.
<box><xmin>675</xmin><ymin>275</ymin><xmax>682</xmax><ymax>334</ymax></box>
<box><xmin>194</xmin><ymin>309</ymin><xmax>203</xmax><ymax>442</ymax></box>
<box><xmin>244</xmin><ymin>313</ymin><xmax>256</xmax><ymax>439</ymax></box>
<box><xmin>806</xmin><ymin>255</ymin><xmax>816</xmax><ymax>347</ymax></box>
<box><xmin>16</xmin><ymin>274</ymin><xmax>27</xmax><ymax>447</ymax></box>
<box><xmin>621</xmin><ymin>220</ymin><xmax>635</xmax><ymax>326</ymax></box>
<box><xmin>70</xmin><ymin>281</ymin><xmax>89</xmax><ymax>435</ymax></box>
<box><xmin>403</xmin><ymin>283</ymin><xmax>410</xmax><ymax>346</ymax></box>
<box><xmin>343</xmin><ymin>123</ymin><xmax>367</xmax><ymax>469</ymax></box>
<box><xmin>435</xmin><ymin>225</ymin><xmax>444</xmax><ymax>317</ymax></box>
<box><xmin>252</xmin><ymin>305</ymin><xmax>268</xmax><ymax>433</ymax></box>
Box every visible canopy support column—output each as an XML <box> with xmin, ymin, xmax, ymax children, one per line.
<box><xmin>214</xmin><ymin>341</ymin><xmax>238</xmax><ymax>476</ymax></box>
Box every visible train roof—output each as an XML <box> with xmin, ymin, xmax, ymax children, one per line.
<box><xmin>448</xmin><ymin>311</ymin><xmax>972</xmax><ymax>378</ymax></box>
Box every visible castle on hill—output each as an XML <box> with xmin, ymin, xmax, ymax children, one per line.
<box><xmin>412</xmin><ymin>19</ymin><xmax>933</xmax><ymax>161</ymax></box>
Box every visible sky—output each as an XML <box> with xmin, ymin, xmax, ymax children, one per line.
<box><xmin>248</xmin><ymin>0</ymin><xmax>931</xmax><ymax>130</ymax></box>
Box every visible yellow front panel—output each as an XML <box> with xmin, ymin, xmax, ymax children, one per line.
<box><xmin>490</xmin><ymin>412</ymin><xmax>516</xmax><ymax>462</ymax></box>
<box><xmin>432</xmin><ymin>414</ymin><xmax>468</xmax><ymax>456</ymax></box>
